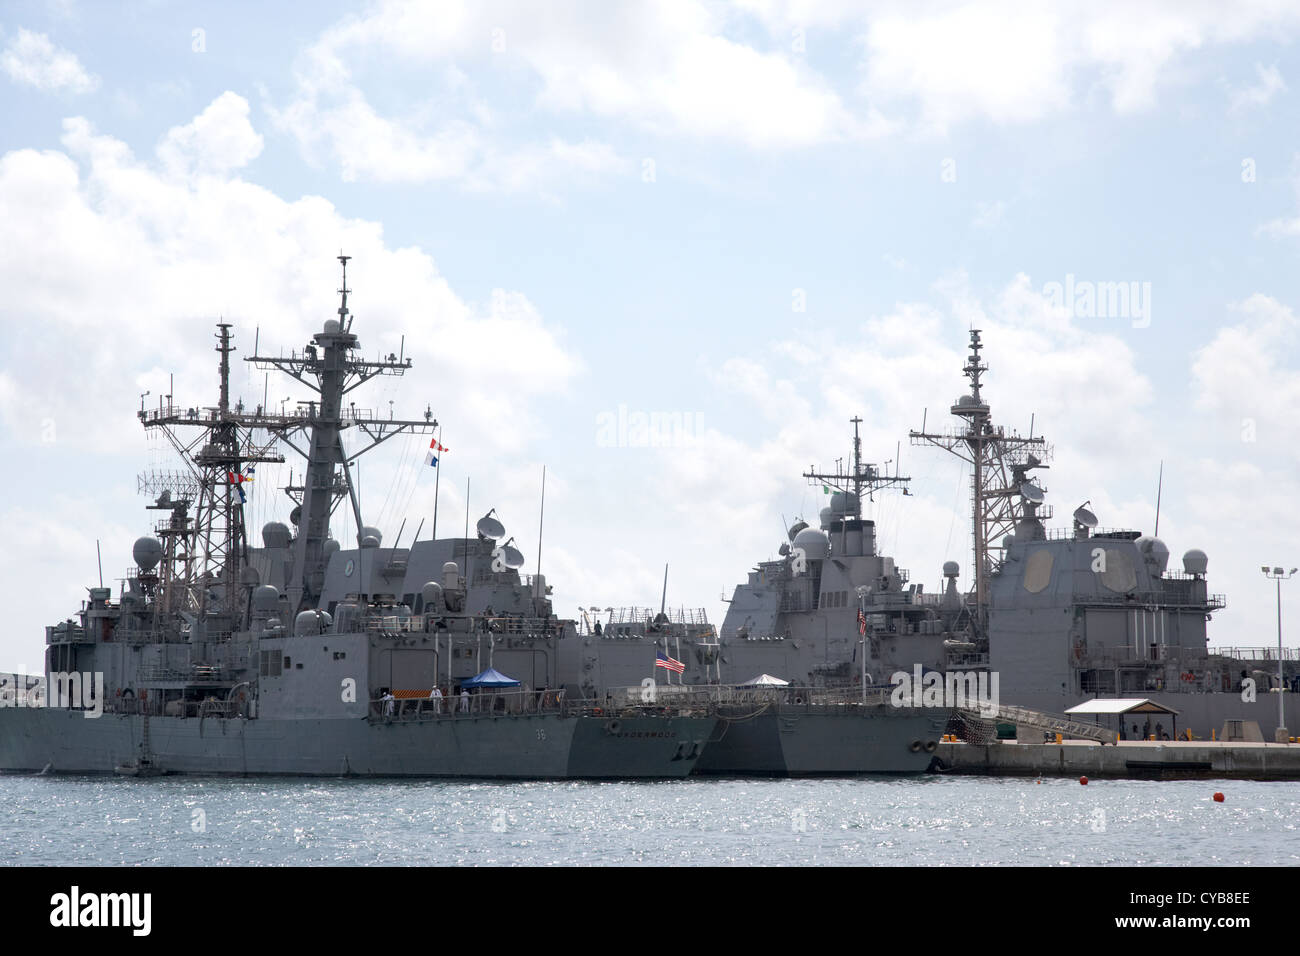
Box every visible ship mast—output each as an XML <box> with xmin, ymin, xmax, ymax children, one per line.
<box><xmin>909</xmin><ymin>329</ymin><xmax>1051</xmax><ymax>630</ymax></box>
<box><xmin>138</xmin><ymin>325</ymin><xmax>286</xmax><ymax>635</ymax></box>
<box><xmin>803</xmin><ymin>416</ymin><xmax>911</xmax><ymax>503</ymax></box>
<box><xmin>246</xmin><ymin>256</ymin><xmax>437</xmax><ymax>612</ymax></box>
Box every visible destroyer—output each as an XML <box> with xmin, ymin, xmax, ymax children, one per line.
<box><xmin>0</xmin><ymin>258</ymin><xmax>714</xmax><ymax>777</ymax></box>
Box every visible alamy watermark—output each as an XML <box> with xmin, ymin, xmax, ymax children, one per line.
<box><xmin>50</xmin><ymin>886</ymin><xmax>151</xmax><ymax>936</ymax></box>
<box><xmin>0</xmin><ymin>671</ymin><xmax>103</xmax><ymax>718</ymax></box>
<box><xmin>1042</xmin><ymin>274</ymin><xmax>1151</xmax><ymax>328</ymax></box>
<box><xmin>596</xmin><ymin>404</ymin><xmax>703</xmax><ymax>448</ymax></box>
<box><xmin>890</xmin><ymin>665</ymin><xmax>1000</xmax><ymax>717</ymax></box>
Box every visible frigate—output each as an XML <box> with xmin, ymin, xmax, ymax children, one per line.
<box><xmin>0</xmin><ymin>258</ymin><xmax>715</xmax><ymax>777</ymax></box>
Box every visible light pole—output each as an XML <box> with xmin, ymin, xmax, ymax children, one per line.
<box><xmin>1261</xmin><ymin>566</ymin><xmax>1297</xmax><ymax>742</ymax></box>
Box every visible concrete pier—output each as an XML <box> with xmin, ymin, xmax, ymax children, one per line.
<box><xmin>935</xmin><ymin>739</ymin><xmax>1300</xmax><ymax>780</ymax></box>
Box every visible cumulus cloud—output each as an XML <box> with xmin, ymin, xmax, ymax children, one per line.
<box><xmin>157</xmin><ymin>92</ymin><xmax>264</xmax><ymax>176</ymax></box>
<box><xmin>857</xmin><ymin>0</ymin><xmax>1300</xmax><ymax>132</ymax></box>
<box><xmin>0</xmin><ymin>28</ymin><xmax>98</xmax><ymax>94</ymax></box>
<box><xmin>266</xmin><ymin>0</ymin><xmax>867</xmax><ymax>187</ymax></box>
<box><xmin>0</xmin><ymin>93</ymin><xmax>580</xmax><ymax>456</ymax></box>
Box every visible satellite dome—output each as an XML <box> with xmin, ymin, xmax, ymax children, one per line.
<box><xmin>943</xmin><ymin>561</ymin><xmax>960</xmax><ymax>577</ymax></box>
<box><xmin>829</xmin><ymin>491</ymin><xmax>860</xmax><ymax>516</ymax></box>
<box><xmin>360</xmin><ymin>535</ymin><xmax>380</xmax><ymax>549</ymax></box>
<box><xmin>1137</xmin><ymin>537</ymin><xmax>1170</xmax><ymax>573</ymax></box>
<box><xmin>132</xmin><ymin>537</ymin><xmax>162</xmax><ymax>572</ymax></box>
<box><xmin>361</xmin><ymin>526</ymin><xmax>382</xmax><ymax>546</ymax></box>
<box><xmin>818</xmin><ymin>507</ymin><xmax>834</xmax><ymax>529</ymax></box>
<box><xmin>957</xmin><ymin>394</ymin><xmax>976</xmax><ymax>406</ymax></box>
<box><xmin>792</xmin><ymin>527</ymin><xmax>830</xmax><ymax>561</ymax></box>
<box><xmin>442</xmin><ymin>562</ymin><xmax>459</xmax><ymax>575</ymax></box>
<box><xmin>262</xmin><ymin>522</ymin><xmax>291</xmax><ymax>548</ymax></box>
<box><xmin>252</xmin><ymin>585</ymin><xmax>280</xmax><ymax>613</ymax></box>
<box><xmin>322</xmin><ymin>539</ymin><xmax>340</xmax><ymax>557</ymax></box>
<box><xmin>787</xmin><ymin>520</ymin><xmax>808</xmax><ymax>541</ymax></box>
<box><xmin>295</xmin><ymin>609</ymin><xmax>323</xmax><ymax>636</ymax></box>
<box><xmin>421</xmin><ymin>581</ymin><xmax>444</xmax><ymax>606</ymax></box>
<box><xmin>324</xmin><ymin>318</ymin><xmax>341</xmax><ymax>334</ymax></box>
<box><xmin>1183</xmin><ymin>549</ymin><xmax>1208</xmax><ymax>576</ymax></box>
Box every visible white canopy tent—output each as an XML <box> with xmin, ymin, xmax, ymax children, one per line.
<box><xmin>739</xmin><ymin>674</ymin><xmax>790</xmax><ymax>687</ymax></box>
<box><xmin>1066</xmin><ymin>698</ymin><xmax>1180</xmax><ymax>739</ymax></box>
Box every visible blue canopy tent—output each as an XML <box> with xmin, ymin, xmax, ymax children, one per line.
<box><xmin>461</xmin><ymin>668</ymin><xmax>521</xmax><ymax>689</ymax></box>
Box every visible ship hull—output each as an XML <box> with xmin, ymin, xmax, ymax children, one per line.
<box><xmin>694</xmin><ymin>706</ymin><xmax>946</xmax><ymax>775</ymax></box>
<box><xmin>0</xmin><ymin>708</ymin><xmax>716</xmax><ymax>779</ymax></box>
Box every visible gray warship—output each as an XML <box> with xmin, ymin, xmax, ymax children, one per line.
<box><xmin>909</xmin><ymin>330</ymin><xmax>1299</xmax><ymax>741</ymax></box>
<box><xmin>570</xmin><ymin>327</ymin><xmax>1299</xmax><ymax>761</ymax></box>
<box><xmin>562</xmin><ymin>444</ymin><xmax>949</xmax><ymax>774</ymax></box>
<box><xmin>615</xmin><ymin>328</ymin><xmax>1295</xmax><ymax>747</ymax></box>
<box><xmin>0</xmin><ymin>258</ymin><xmax>715</xmax><ymax>777</ymax></box>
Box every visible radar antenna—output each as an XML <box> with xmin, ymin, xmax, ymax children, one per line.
<box><xmin>803</xmin><ymin>416</ymin><xmax>911</xmax><ymax>504</ymax></box>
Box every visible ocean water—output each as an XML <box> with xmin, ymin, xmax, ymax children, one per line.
<box><xmin>2</xmin><ymin>774</ymin><xmax>1296</xmax><ymax>866</ymax></box>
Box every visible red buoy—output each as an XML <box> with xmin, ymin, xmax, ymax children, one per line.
<box><xmin>1213</xmin><ymin>792</ymin><xmax>1225</xmax><ymax>803</ymax></box>
<box><xmin>1079</xmin><ymin>776</ymin><xmax>1088</xmax><ymax>785</ymax></box>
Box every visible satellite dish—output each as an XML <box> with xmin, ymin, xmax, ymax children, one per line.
<box><xmin>1073</xmin><ymin>503</ymin><xmax>1099</xmax><ymax>528</ymax></box>
<box><xmin>1019</xmin><ymin>482</ymin><xmax>1044</xmax><ymax>503</ymax></box>
<box><xmin>476</xmin><ymin>509</ymin><xmax>506</xmax><ymax>539</ymax></box>
<box><xmin>500</xmin><ymin>537</ymin><xmax>526</xmax><ymax>569</ymax></box>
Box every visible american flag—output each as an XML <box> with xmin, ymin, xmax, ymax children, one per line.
<box><xmin>857</xmin><ymin>609</ymin><xmax>868</xmax><ymax>636</ymax></box>
<box><xmin>655</xmin><ymin>652</ymin><xmax>685</xmax><ymax>674</ymax></box>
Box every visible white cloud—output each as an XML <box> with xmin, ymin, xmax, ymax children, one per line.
<box><xmin>858</xmin><ymin>0</ymin><xmax>1300</xmax><ymax>132</ymax></box>
<box><xmin>157</xmin><ymin>92</ymin><xmax>264</xmax><ymax>176</ymax></box>
<box><xmin>268</xmin><ymin>0</ymin><xmax>867</xmax><ymax>188</ymax></box>
<box><xmin>1230</xmin><ymin>62</ymin><xmax>1286</xmax><ymax>111</ymax></box>
<box><xmin>0</xmin><ymin>28</ymin><xmax>98</xmax><ymax>94</ymax></box>
<box><xmin>1191</xmin><ymin>294</ymin><xmax>1300</xmax><ymax>455</ymax></box>
<box><xmin>0</xmin><ymin>93</ymin><xmax>580</xmax><ymax>456</ymax></box>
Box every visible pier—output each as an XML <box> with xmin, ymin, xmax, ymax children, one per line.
<box><xmin>936</xmin><ymin>739</ymin><xmax>1300</xmax><ymax>780</ymax></box>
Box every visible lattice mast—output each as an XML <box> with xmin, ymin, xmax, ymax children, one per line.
<box><xmin>246</xmin><ymin>256</ymin><xmax>437</xmax><ymax>613</ymax></box>
<box><xmin>138</xmin><ymin>326</ymin><xmax>286</xmax><ymax>632</ymax></box>
<box><xmin>909</xmin><ymin>329</ymin><xmax>1050</xmax><ymax>621</ymax></box>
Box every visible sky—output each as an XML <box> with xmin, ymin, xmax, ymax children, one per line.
<box><xmin>2</xmin><ymin>0</ymin><xmax>1299</xmax><ymax>673</ymax></box>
